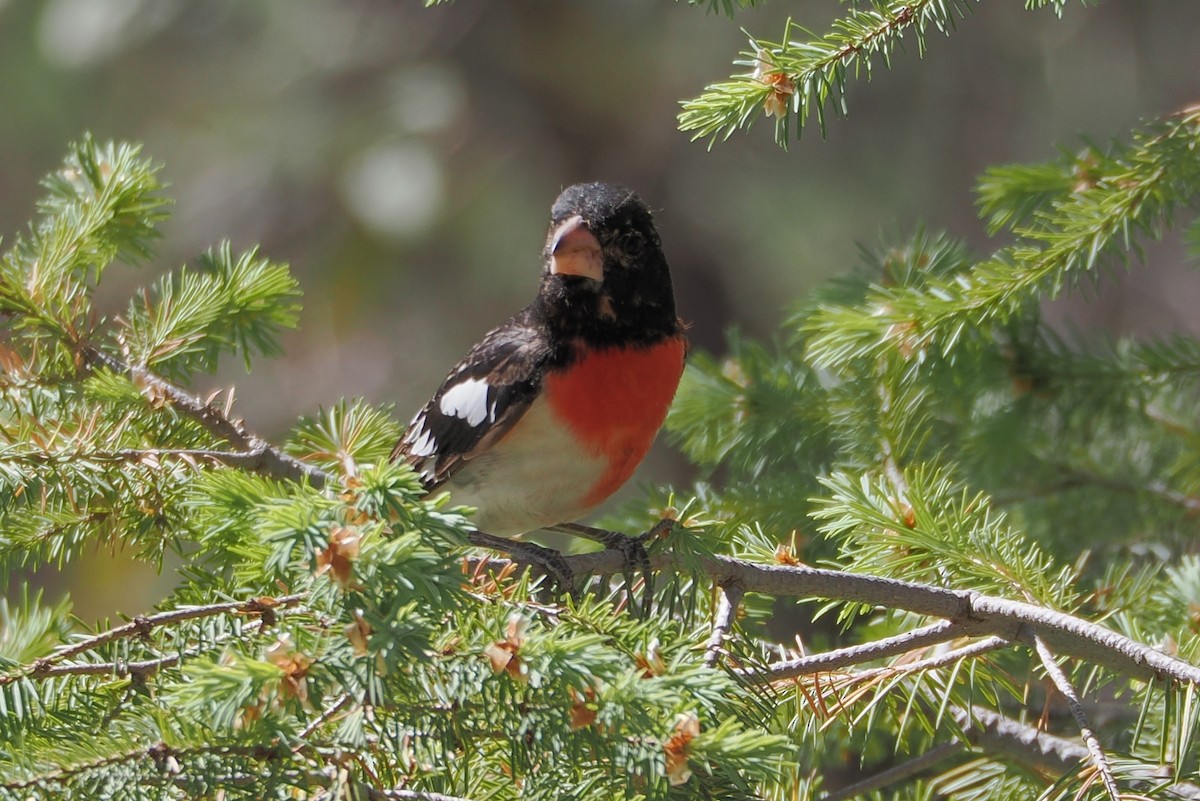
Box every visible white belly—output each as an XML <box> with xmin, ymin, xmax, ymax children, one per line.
<box><xmin>440</xmin><ymin>396</ymin><xmax>607</xmax><ymax>536</ymax></box>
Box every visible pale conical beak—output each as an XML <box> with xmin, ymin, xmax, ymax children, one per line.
<box><xmin>550</xmin><ymin>215</ymin><xmax>603</xmax><ymax>281</ymax></box>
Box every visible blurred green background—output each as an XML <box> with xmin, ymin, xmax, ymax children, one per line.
<box><xmin>2</xmin><ymin>0</ymin><xmax>1198</xmax><ymax>619</ymax></box>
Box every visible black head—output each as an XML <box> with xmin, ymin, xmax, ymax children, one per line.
<box><xmin>534</xmin><ymin>182</ymin><xmax>678</xmax><ymax>347</ymax></box>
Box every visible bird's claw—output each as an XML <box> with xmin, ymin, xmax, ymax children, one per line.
<box><xmin>468</xmin><ymin>530</ymin><xmax>577</xmax><ymax>597</ymax></box>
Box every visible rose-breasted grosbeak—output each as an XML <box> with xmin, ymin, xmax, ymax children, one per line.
<box><xmin>391</xmin><ymin>182</ymin><xmax>686</xmax><ymax>536</ymax></box>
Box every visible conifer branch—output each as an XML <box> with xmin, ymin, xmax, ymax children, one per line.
<box><xmin>839</xmin><ymin>635</ymin><xmax>1010</xmax><ymax>686</ymax></box>
<box><xmin>679</xmin><ymin>0</ymin><xmax>978</xmax><ymax>144</ymax></box>
<box><xmin>21</xmin><ymin>608</ymin><xmax>294</xmax><ymax>684</ymax></box>
<box><xmin>0</xmin><ymin>741</ymin><xmax>300</xmax><ymax>796</ymax></box>
<box><xmin>816</xmin><ymin>700</ymin><xmax>1200</xmax><ymax>801</ymax></box>
<box><xmin>80</xmin><ymin>345</ymin><xmax>330</xmax><ymax>487</ymax></box>
<box><xmin>30</xmin><ymin>651</ymin><xmax>189</xmax><ymax>680</ymax></box>
<box><xmin>297</xmin><ymin>692</ymin><xmax>352</xmax><ymax>741</ymax></box>
<box><xmin>472</xmin><ymin>544</ymin><xmax>1200</xmax><ymax>686</ymax></box>
<box><xmin>739</xmin><ymin>619</ymin><xmax>970</xmax><ymax>681</ymax></box>
<box><xmin>3</xmin><ymin>446</ymin><xmax>294</xmax><ymax>472</ymax></box>
<box><xmin>1033</xmin><ymin>635</ymin><xmax>1121</xmax><ymax>801</ymax></box>
<box><xmin>0</xmin><ymin>593</ymin><xmax>305</xmax><ymax>686</ymax></box>
<box><xmin>0</xmin><ymin>744</ymin><xmax>158</xmax><ymax>794</ymax></box>
<box><xmin>955</xmin><ymin>706</ymin><xmax>1200</xmax><ymax>800</ymax></box>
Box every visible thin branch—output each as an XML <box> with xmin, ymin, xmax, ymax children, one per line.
<box><xmin>27</xmin><ymin>609</ymin><xmax>290</xmax><ymax>683</ymax></box>
<box><xmin>821</xmin><ymin>741</ymin><xmax>966</xmax><ymax>801</ymax></box>
<box><xmin>840</xmin><ymin>636</ymin><xmax>1011</xmax><ymax>687</ymax></box>
<box><xmin>0</xmin><ymin>740</ymin><xmax>296</xmax><ymax>793</ymax></box>
<box><xmin>955</xmin><ymin>705</ymin><xmax>1200</xmax><ymax>801</ymax></box>
<box><xmin>81</xmin><ymin>345</ymin><xmax>330</xmax><ymax>486</ymax></box>
<box><xmin>1034</xmin><ymin>635</ymin><xmax>1121</xmax><ymax>801</ymax></box>
<box><xmin>4</xmin><ymin>446</ymin><xmax>287</xmax><ymax>471</ymax></box>
<box><xmin>51</xmin><ymin>593</ymin><xmax>301</xmax><ymax>662</ymax></box>
<box><xmin>773</xmin><ymin>637</ymin><xmax>1009</xmax><ymax>726</ymax></box>
<box><xmin>740</xmin><ymin>619</ymin><xmax>968</xmax><ymax>681</ymax></box>
<box><xmin>703</xmin><ymin>582</ymin><xmax>744</xmax><ymax>668</ymax></box>
<box><xmin>812</xmin><ymin>705</ymin><xmax>1200</xmax><ymax>801</ymax></box>
<box><xmin>0</xmin><ymin>744</ymin><xmax>152</xmax><ymax>792</ymax></box>
<box><xmin>1</xmin><ymin>593</ymin><xmax>305</xmax><ymax>686</ymax></box>
<box><xmin>107</xmin><ymin>447</ymin><xmax>282</xmax><ymax>469</ymax></box>
<box><xmin>708</xmin><ymin>554</ymin><xmax>1200</xmax><ymax>685</ymax></box>
<box><xmin>298</xmin><ymin>692</ymin><xmax>353</xmax><ymax>742</ymax></box>
<box><xmin>32</xmin><ymin>652</ymin><xmax>187</xmax><ymax>680</ymax></box>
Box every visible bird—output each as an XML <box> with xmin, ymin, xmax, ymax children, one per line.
<box><xmin>390</xmin><ymin>182</ymin><xmax>686</xmax><ymax>537</ymax></box>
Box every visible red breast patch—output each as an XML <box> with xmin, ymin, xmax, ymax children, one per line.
<box><xmin>543</xmin><ymin>336</ymin><xmax>686</xmax><ymax>508</ymax></box>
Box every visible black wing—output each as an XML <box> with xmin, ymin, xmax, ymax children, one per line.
<box><xmin>391</xmin><ymin>311</ymin><xmax>550</xmax><ymax>491</ymax></box>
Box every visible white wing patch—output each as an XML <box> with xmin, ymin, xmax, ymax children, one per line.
<box><xmin>406</xmin><ymin>426</ymin><xmax>437</xmax><ymax>458</ymax></box>
<box><xmin>437</xmin><ymin>377</ymin><xmax>496</xmax><ymax>427</ymax></box>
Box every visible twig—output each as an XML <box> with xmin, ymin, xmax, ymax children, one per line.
<box><xmin>49</xmin><ymin>593</ymin><xmax>301</xmax><ymax>662</ymax></box>
<box><xmin>824</xmin><ymin>702</ymin><xmax>1200</xmax><ymax>801</ymax></box>
<box><xmin>821</xmin><ymin>741</ymin><xmax>966</xmax><ymax>801</ymax></box>
<box><xmin>5</xmin><ymin>446</ymin><xmax>287</xmax><ymax>471</ymax></box>
<box><xmin>28</xmin><ymin>610</ymin><xmax>289</xmax><ymax>683</ymax></box>
<box><xmin>80</xmin><ymin>346</ymin><xmax>330</xmax><ymax>487</ymax></box>
<box><xmin>0</xmin><ymin>744</ymin><xmax>154</xmax><ymax>792</ymax></box>
<box><xmin>1</xmin><ymin>593</ymin><xmax>305</xmax><ymax>686</ymax></box>
<box><xmin>703</xmin><ymin>582</ymin><xmax>744</xmax><ymax>668</ymax></box>
<box><xmin>298</xmin><ymin>693</ymin><xmax>353</xmax><ymax>742</ymax></box>
<box><xmin>711</xmin><ymin>556</ymin><xmax>1200</xmax><ymax>685</ymax></box>
<box><xmin>955</xmin><ymin>706</ymin><xmax>1200</xmax><ymax>800</ymax></box>
<box><xmin>104</xmin><ymin>447</ymin><xmax>282</xmax><ymax>470</ymax></box>
<box><xmin>33</xmin><ymin>652</ymin><xmax>188</xmax><ymax>680</ymax></box>
<box><xmin>777</xmin><ymin>638</ymin><xmax>1010</xmax><ymax>728</ymax></box>
<box><xmin>740</xmin><ymin>619</ymin><xmax>968</xmax><ymax>681</ymax></box>
<box><xmin>1034</xmin><ymin>635</ymin><xmax>1121</xmax><ymax>801</ymax></box>
<box><xmin>837</xmin><ymin>636</ymin><xmax>1011</xmax><ymax>688</ymax></box>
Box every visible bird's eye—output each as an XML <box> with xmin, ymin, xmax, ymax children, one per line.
<box><xmin>621</xmin><ymin>232</ymin><xmax>645</xmax><ymax>259</ymax></box>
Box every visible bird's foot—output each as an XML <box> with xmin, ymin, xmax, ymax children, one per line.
<box><xmin>552</xmin><ymin>519</ymin><xmax>676</xmax><ymax>615</ymax></box>
<box><xmin>468</xmin><ymin>530</ymin><xmax>576</xmax><ymax>596</ymax></box>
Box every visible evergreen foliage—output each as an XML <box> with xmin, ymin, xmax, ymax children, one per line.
<box><xmin>2</xmin><ymin>5</ymin><xmax>1200</xmax><ymax>801</ymax></box>
<box><xmin>679</xmin><ymin>0</ymin><xmax>1099</xmax><ymax>145</ymax></box>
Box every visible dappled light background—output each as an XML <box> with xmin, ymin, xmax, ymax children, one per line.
<box><xmin>2</xmin><ymin>0</ymin><xmax>1198</xmax><ymax>618</ymax></box>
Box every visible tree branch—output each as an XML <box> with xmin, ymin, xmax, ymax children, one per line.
<box><xmin>6</xmin><ymin>446</ymin><xmax>292</xmax><ymax>472</ymax></box>
<box><xmin>1</xmin><ymin>593</ymin><xmax>305</xmax><ymax>686</ymax></box>
<box><xmin>839</xmin><ymin>636</ymin><xmax>1011</xmax><ymax>688</ymax></box>
<box><xmin>819</xmin><ymin>706</ymin><xmax>1200</xmax><ymax>801</ymax></box>
<box><xmin>955</xmin><ymin>706</ymin><xmax>1200</xmax><ymax>801</ymax></box>
<box><xmin>298</xmin><ymin>692</ymin><xmax>353</xmax><ymax>742</ymax></box>
<box><xmin>468</xmin><ymin>544</ymin><xmax>1200</xmax><ymax>686</ymax></box>
<box><xmin>703</xmin><ymin>582</ymin><xmax>744</xmax><ymax>668</ymax></box>
<box><xmin>1034</xmin><ymin>635</ymin><xmax>1120</xmax><ymax>801</ymax></box>
<box><xmin>740</xmin><ymin>619</ymin><xmax>969</xmax><ymax>681</ymax></box>
<box><xmin>80</xmin><ymin>345</ymin><xmax>329</xmax><ymax>487</ymax></box>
